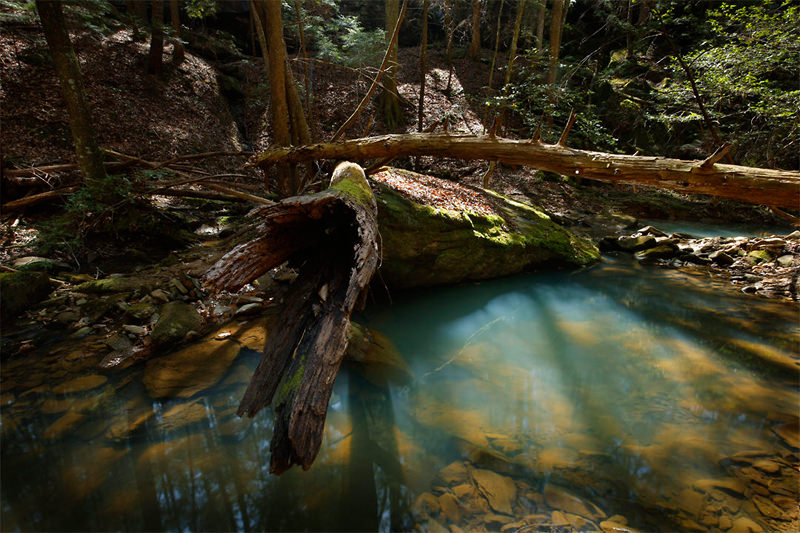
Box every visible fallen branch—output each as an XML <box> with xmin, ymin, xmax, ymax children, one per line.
<box><xmin>1</xmin><ymin>186</ymin><xmax>80</xmax><ymax>212</ymax></box>
<box><xmin>253</xmin><ymin>133</ymin><xmax>800</xmax><ymax>210</ymax></box>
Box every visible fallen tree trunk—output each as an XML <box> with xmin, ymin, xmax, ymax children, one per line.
<box><xmin>204</xmin><ymin>162</ymin><xmax>379</xmax><ymax>474</ymax></box>
<box><xmin>253</xmin><ymin>133</ymin><xmax>800</xmax><ymax>210</ymax></box>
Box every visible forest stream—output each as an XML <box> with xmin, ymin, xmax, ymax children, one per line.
<box><xmin>1</xmin><ymin>224</ymin><xmax>797</xmax><ymax>532</ymax></box>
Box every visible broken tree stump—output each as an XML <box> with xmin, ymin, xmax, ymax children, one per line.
<box><xmin>204</xmin><ymin>162</ymin><xmax>379</xmax><ymax>474</ymax></box>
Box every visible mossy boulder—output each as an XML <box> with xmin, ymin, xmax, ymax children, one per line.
<box><xmin>0</xmin><ymin>271</ymin><xmax>52</xmax><ymax>320</ymax></box>
<box><xmin>75</xmin><ymin>276</ymin><xmax>151</xmax><ymax>295</ymax></box>
<box><xmin>151</xmin><ymin>301</ymin><xmax>203</xmax><ymax>345</ymax></box>
<box><xmin>375</xmin><ymin>184</ymin><xmax>599</xmax><ymax>289</ymax></box>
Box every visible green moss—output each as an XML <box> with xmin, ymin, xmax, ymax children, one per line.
<box><xmin>331</xmin><ymin>177</ymin><xmax>374</xmax><ymax>208</ymax></box>
<box><xmin>273</xmin><ymin>355</ymin><xmax>306</xmax><ymax>406</ymax></box>
<box><xmin>75</xmin><ymin>277</ymin><xmax>150</xmax><ymax>294</ymax></box>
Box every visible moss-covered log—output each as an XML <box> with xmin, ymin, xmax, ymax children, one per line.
<box><xmin>204</xmin><ymin>162</ymin><xmax>379</xmax><ymax>474</ymax></box>
<box><xmin>253</xmin><ymin>133</ymin><xmax>800</xmax><ymax>210</ymax></box>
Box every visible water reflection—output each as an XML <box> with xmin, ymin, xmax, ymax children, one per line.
<box><xmin>1</xmin><ymin>255</ymin><xmax>798</xmax><ymax>531</ymax></box>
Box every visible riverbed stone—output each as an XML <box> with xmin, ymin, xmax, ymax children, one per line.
<box><xmin>728</xmin><ymin>517</ymin><xmax>765</xmax><ymax>533</ymax></box>
<box><xmin>156</xmin><ymin>400</ymin><xmax>209</xmax><ymax>432</ymax></box>
<box><xmin>75</xmin><ymin>276</ymin><xmax>149</xmax><ymax>295</ymax></box>
<box><xmin>636</xmin><ymin>242</ymin><xmax>679</xmax><ymax>261</ymax></box>
<box><xmin>438</xmin><ymin>493</ymin><xmax>461</xmax><ymax>523</ymax></box>
<box><xmin>709</xmin><ymin>250</ymin><xmax>734</xmax><ymax>265</ymax></box>
<box><xmin>12</xmin><ymin>256</ymin><xmax>71</xmax><ymax>272</ymax></box>
<box><xmin>126</xmin><ymin>302</ymin><xmax>157</xmax><ymax>323</ymax></box>
<box><xmin>617</xmin><ymin>235</ymin><xmax>657</xmax><ymax>251</ymax></box>
<box><xmin>51</xmin><ymin>375</ymin><xmax>108</xmax><ymax>394</ymax></box>
<box><xmin>150</xmin><ymin>301</ymin><xmax>202</xmax><ymax>345</ymax></box>
<box><xmin>544</xmin><ymin>483</ymin><xmax>606</xmax><ymax>521</ymax></box>
<box><xmin>375</xmin><ymin>177</ymin><xmax>599</xmax><ymax>289</ymax></box>
<box><xmin>0</xmin><ymin>271</ymin><xmax>52</xmax><ymax>319</ymax></box>
<box><xmin>772</xmin><ymin>421</ymin><xmax>799</xmax><ymax>449</ymax></box>
<box><xmin>437</xmin><ymin>461</ymin><xmax>470</xmax><ymax>485</ymax></box>
<box><xmin>747</xmin><ymin>250</ymin><xmax>772</xmax><ymax>264</ymax></box>
<box><xmin>472</xmin><ymin>468</ymin><xmax>516</xmax><ymax>515</ymax></box>
<box><xmin>43</xmin><ymin>409</ymin><xmax>86</xmax><ymax>440</ymax></box>
<box><xmin>143</xmin><ymin>337</ymin><xmax>241</xmax><ymax>398</ymax></box>
<box><xmin>411</xmin><ymin>492</ymin><xmax>441</xmax><ymax>521</ymax></box>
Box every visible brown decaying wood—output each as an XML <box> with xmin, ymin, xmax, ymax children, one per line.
<box><xmin>253</xmin><ymin>133</ymin><xmax>800</xmax><ymax>209</ymax></box>
<box><xmin>1</xmin><ymin>186</ymin><xmax>80</xmax><ymax>212</ymax></box>
<box><xmin>204</xmin><ymin>176</ymin><xmax>379</xmax><ymax>474</ymax></box>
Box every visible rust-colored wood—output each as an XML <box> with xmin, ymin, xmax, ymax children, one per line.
<box><xmin>253</xmin><ymin>134</ymin><xmax>800</xmax><ymax>209</ymax></box>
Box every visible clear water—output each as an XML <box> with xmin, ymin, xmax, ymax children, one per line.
<box><xmin>641</xmin><ymin>220</ymin><xmax>793</xmax><ymax>239</ymax></box>
<box><xmin>1</xmin><ymin>256</ymin><xmax>798</xmax><ymax>532</ymax></box>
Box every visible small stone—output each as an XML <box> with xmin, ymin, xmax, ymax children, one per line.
<box><xmin>718</xmin><ymin>516</ymin><xmax>732</xmax><ymax>530</ymax></box>
<box><xmin>150</xmin><ymin>289</ymin><xmax>171</xmax><ymax>303</ymax></box>
<box><xmin>43</xmin><ymin>409</ymin><xmax>85</xmax><ymax>440</ymax></box>
<box><xmin>411</xmin><ymin>492</ymin><xmax>440</xmax><ymax>521</ymax></box>
<box><xmin>438</xmin><ymin>493</ymin><xmax>461</xmax><ymax>523</ymax></box>
<box><xmin>787</xmin><ymin>230</ymin><xmax>800</xmax><ymax>241</ymax></box>
<box><xmin>637</xmin><ymin>226</ymin><xmax>667</xmax><ymax>237</ymax></box>
<box><xmin>212</xmin><ymin>304</ymin><xmax>232</xmax><ymax>316</ymax></box>
<box><xmin>728</xmin><ymin>517</ymin><xmax>764</xmax><ymax>533</ymax></box>
<box><xmin>551</xmin><ymin>510</ymin><xmax>570</xmax><ymax>527</ymax></box>
<box><xmin>56</xmin><ymin>310</ymin><xmax>81</xmax><ymax>325</ymax></box>
<box><xmin>122</xmin><ymin>324</ymin><xmax>146</xmax><ymax>335</ymax></box>
<box><xmin>105</xmin><ymin>332</ymin><xmax>133</xmax><ymax>352</ymax></box>
<box><xmin>617</xmin><ymin>235</ymin><xmax>657</xmax><ymax>252</ymax></box>
<box><xmin>234</xmin><ymin>302</ymin><xmax>261</xmax><ymax>316</ymax></box>
<box><xmin>600</xmin><ymin>520</ymin><xmax>637</xmax><ymax>532</ymax></box>
<box><xmin>544</xmin><ymin>483</ymin><xmax>606</xmax><ymax>521</ymax></box>
<box><xmin>709</xmin><ymin>250</ymin><xmax>734</xmax><ymax>265</ymax></box>
<box><xmin>636</xmin><ymin>243</ymin><xmax>679</xmax><ymax>261</ymax></box>
<box><xmin>12</xmin><ymin>256</ymin><xmax>71</xmax><ymax>272</ymax></box>
<box><xmin>151</xmin><ymin>301</ymin><xmax>202</xmax><ymax>345</ymax></box>
<box><xmin>772</xmin><ymin>421</ymin><xmax>799</xmax><ymax>449</ymax></box>
<box><xmin>438</xmin><ymin>461</ymin><xmax>469</xmax><ymax>485</ymax></box>
<box><xmin>472</xmin><ymin>468</ymin><xmax>517</xmax><ymax>515</ymax></box>
<box><xmin>776</xmin><ymin>254</ymin><xmax>794</xmax><ymax>267</ymax></box>
<box><xmin>747</xmin><ymin>249</ymin><xmax>772</xmax><ymax>264</ymax></box>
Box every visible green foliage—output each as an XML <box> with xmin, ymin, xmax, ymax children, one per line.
<box><xmin>185</xmin><ymin>0</ymin><xmax>218</xmax><ymax>19</ymax></box>
<box><xmin>653</xmin><ymin>1</ymin><xmax>800</xmax><ymax>167</ymax></box>
<box><xmin>0</xmin><ymin>0</ymin><xmax>37</xmax><ymax>24</ymax></box>
<box><xmin>1</xmin><ymin>0</ymin><xmax>120</xmax><ymax>34</ymax></box>
<box><xmin>287</xmin><ymin>0</ymin><xmax>385</xmax><ymax>68</ymax></box>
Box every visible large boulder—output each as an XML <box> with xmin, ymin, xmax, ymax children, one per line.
<box><xmin>0</xmin><ymin>271</ymin><xmax>52</xmax><ymax>320</ymax></box>
<box><xmin>151</xmin><ymin>301</ymin><xmax>203</xmax><ymax>345</ymax></box>
<box><xmin>374</xmin><ymin>175</ymin><xmax>599</xmax><ymax>288</ymax></box>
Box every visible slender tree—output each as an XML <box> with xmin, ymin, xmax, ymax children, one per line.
<box><xmin>443</xmin><ymin>0</ymin><xmax>454</xmax><ymax>93</ymax></box>
<box><xmin>35</xmin><ymin>0</ymin><xmax>108</xmax><ymax>194</ymax></box>
<box><xmin>169</xmin><ymin>0</ymin><xmax>184</xmax><ymax>63</ymax></box>
<box><xmin>380</xmin><ymin>0</ymin><xmax>404</xmax><ymax>129</ymax></box>
<box><xmin>469</xmin><ymin>0</ymin><xmax>481</xmax><ymax>58</ymax></box>
<box><xmin>147</xmin><ymin>0</ymin><xmax>164</xmax><ymax>76</ymax></box>
<box><xmin>534</xmin><ymin>0</ymin><xmax>545</xmax><ymax>53</ymax></box>
<box><xmin>546</xmin><ymin>0</ymin><xmax>564</xmax><ymax>84</ymax></box>
<box><xmin>418</xmin><ymin>0</ymin><xmax>429</xmax><ymax>132</ymax></box>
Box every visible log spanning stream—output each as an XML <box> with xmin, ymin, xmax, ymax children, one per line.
<box><xmin>1</xmin><ymin>234</ymin><xmax>798</xmax><ymax>531</ymax></box>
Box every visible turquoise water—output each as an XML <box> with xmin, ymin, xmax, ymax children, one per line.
<box><xmin>1</xmin><ymin>256</ymin><xmax>798</xmax><ymax>531</ymax></box>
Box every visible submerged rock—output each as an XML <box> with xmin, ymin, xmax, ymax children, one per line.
<box><xmin>143</xmin><ymin>337</ymin><xmax>241</xmax><ymax>398</ymax></box>
<box><xmin>51</xmin><ymin>375</ymin><xmax>108</xmax><ymax>394</ymax></box>
<box><xmin>471</xmin><ymin>468</ymin><xmax>516</xmax><ymax>515</ymax></box>
<box><xmin>151</xmin><ymin>301</ymin><xmax>203</xmax><ymax>345</ymax></box>
<box><xmin>375</xmin><ymin>177</ymin><xmax>599</xmax><ymax>289</ymax></box>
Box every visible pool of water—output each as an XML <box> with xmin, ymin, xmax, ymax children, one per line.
<box><xmin>641</xmin><ymin>220</ymin><xmax>793</xmax><ymax>239</ymax></box>
<box><xmin>1</xmin><ymin>256</ymin><xmax>798</xmax><ymax>531</ymax></box>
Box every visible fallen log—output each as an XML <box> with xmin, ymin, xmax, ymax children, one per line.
<box><xmin>253</xmin><ymin>133</ymin><xmax>800</xmax><ymax>210</ymax></box>
<box><xmin>204</xmin><ymin>162</ymin><xmax>379</xmax><ymax>474</ymax></box>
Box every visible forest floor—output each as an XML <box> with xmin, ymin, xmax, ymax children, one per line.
<box><xmin>1</xmin><ymin>22</ymin><xmax>797</xmax><ymax>354</ymax></box>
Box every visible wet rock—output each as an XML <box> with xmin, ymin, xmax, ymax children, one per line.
<box><xmin>122</xmin><ymin>324</ymin><xmax>146</xmax><ymax>335</ymax></box>
<box><xmin>709</xmin><ymin>250</ymin><xmax>735</xmax><ymax>265</ymax></box>
<box><xmin>787</xmin><ymin>230</ymin><xmax>800</xmax><ymax>240</ymax></box>
<box><xmin>151</xmin><ymin>301</ymin><xmax>202</xmax><ymax>345</ymax></box>
<box><xmin>105</xmin><ymin>407</ymin><xmax>155</xmax><ymax>442</ymax></box>
<box><xmin>438</xmin><ymin>461</ymin><xmax>470</xmax><ymax>485</ymax></box>
<box><xmin>693</xmin><ymin>478</ymin><xmax>746</xmax><ymax>498</ymax></box>
<box><xmin>0</xmin><ymin>271</ymin><xmax>52</xmax><ymax>319</ymax></box>
<box><xmin>637</xmin><ymin>225</ymin><xmax>667</xmax><ymax>237</ymax></box>
<box><xmin>680</xmin><ymin>252</ymin><xmax>712</xmax><ymax>265</ymax></box>
<box><xmin>55</xmin><ymin>309</ymin><xmax>81</xmax><ymax>325</ymax></box>
<box><xmin>728</xmin><ymin>517</ymin><xmax>765</xmax><ymax>533</ymax></box>
<box><xmin>772</xmin><ymin>421</ymin><xmax>799</xmax><ymax>449</ymax></box>
<box><xmin>156</xmin><ymin>400</ymin><xmax>209</xmax><ymax>432</ymax></box>
<box><xmin>51</xmin><ymin>375</ymin><xmax>108</xmax><ymax>394</ymax></box>
<box><xmin>43</xmin><ymin>409</ymin><xmax>86</xmax><ymax>440</ymax></box>
<box><xmin>40</xmin><ymin>397</ymin><xmax>75</xmax><ymax>414</ymax></box>
<box><xmin>150</xmin><ymin>289</ymin><xmax>171</xmax><ymax>303</ymax></box>
<box><xmin>12</xmin><ymin>256</ymin><xmax>71</xmax><ymax>272</ymax></box>
<box><xmin>482</xmin><ymin>513</ymin><xmax>514</xmax><ymax>528</ymax></box>
<box><xmin>411</xmin><ymin>492</ymin><xmax>440</xmax><ymax>521</ymax></box>
<box><xmin>752</xmin><ymin>494</ymin><xmax>785</xmax><ymax>520</ymax></box>
<box><xmin>551</xmin><ymin>510</ymin><xmax>570</xmax><ymax>527</ymax></box>
<box><xmin>617</xmin><ymin>235</ymin><xmax>657</xmax><ymax>252</ymax></box>
<box><xmin>674</xmin><ymin>488</ymin><xmax>705</xmax><ymax>517</ymax></box>
<box><xmin>600</xmin><ymin>520</ymin><xmax>638</xmax><ymax>532</ymax></box>
<box><xmin>636</xmin><ymin>242</ymin><xmax>679</xmax><ymax>261</ymax></box>
<box><xmin>544</xmin><ymin>483</ymin><xmax>606</xmax><ymax>521</ymax></box>
<box><xmin>438</xmin><ymin>493</ymin><xmax>461</xmax><ymax>523</ymax></box>
<box><xmin>776</xmin><ymin>254</ymin><xmax>794</xmax><ymax>267</ymax></box>
<box><xmin>143</xmin><ymin>337</ymin><xmax>241</xmax><ymax>398</ymax></box>
<box><xmin>472</xmin><ymin>468</ymin><xmax>516</xmax><ymax>515</ymax></box>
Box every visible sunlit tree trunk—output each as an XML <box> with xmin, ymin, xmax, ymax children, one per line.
<box><xmin>469</xmin><ymin>0</ymin><xmax>481</xmax><ymax>58</ymax></box>
<box><xmin>487</xmin><ymin>0</ymin><xmax>505</xmax><ymax>91</ymax></box>
<box><xmin>535</xmin><ymin>0</ymin><xmax>545</xmax><ymax>52</ymax></box>
<box><xmin>35</xmin><ymin>0</ymin><xmax>108</xmax><ymax>195</ymax></box>
<box><xmin>147</xmin><ymin>0</ymin><xmax>164</xmax><ymax>76</ymax></box>
<box><xmin>418</xmin><ymin>0</ymin><xmax>429</xmax><ymax>132</ymax></box>
<box><xmin>170</xmin><ymin>0</ymin><xmax>184</xmax><ymax>63</ymax></box>
<box><xmin>381</xmin><ymin>0</ymin><xmax>404</xmax><ymax>129</ymax></box>
<box><xmin>546</xmin><ymin>0</ymin><xmax>564</xmax><ymax>84</ymax></box>
<box><xmin>443</xmin><ymin>0</ymin><xmax>454</xmax><ymax>93</ymax></box>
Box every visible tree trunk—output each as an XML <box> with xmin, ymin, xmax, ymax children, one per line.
<box><xmin>487</xmin><ymin>0</ymin><xmax>505</xmax><ymax>92</ymax></box>
<box><xmin>147</xmin><ymin>0</ymin><xmax>164</xmax><ymax>76</ymax></box>
<box><xmin>170</xmin><ymin>0</ymin><xmax>184</xmax><ymax>63</ymax></box>
<box><xmin>535</xmin><ymin>0</ymin><xmax>545</xmax><ymax>52</ymax></box>
<box><xmin>125</xmin><ymin>0</ymin><xmax>143</xmax><ymax>41</ymax></box>
<box><xmin>418</xmin><ymin>0</ymin><xmax>429</xmax><ymax>132</ymax></box>
<box><xmin>293</xmin><ymin>0</ymin><xmax>312</xmax><ymax>122</ymax></box>
<box><xmin>252</xmin><ymin>133</ymin><xmax>800</xmax><ymax>210</ymax></box>
<box><xmin>444</xmin><ymin>0</ymin><xmax>454</xmax><ymax>93</ymax></box>
<box><xmin>469</xmin><ymin>0</ymin><xmax>481</xmax><ymax>58</ymax></box>
<box><xmin>204</xmin><ymin>162</ymin><xmax>379</xmax><ymax>474</ymax></box>
<box><xmin>35</xmin><ymin>0</ymin><xmax>108</xmax><ymax>195</ymax></box>
<box><xmin>380</xmin><ymin>0</ymin><xmax>404</xmax><ymax>130</ymax></box>
<box><xmin>262</xmin><ymin>0</ymin><xmax>295</xmax><ymax>196</ymax></box>
<box><xmin>505</xmin><ymin>0</ymin><xmax>525</xmax><ymax>86</ymax></box>
<box><xmin>546</xmin><ymin>0</ymin><xmax>564</xmax><ymax>84</ymax></box>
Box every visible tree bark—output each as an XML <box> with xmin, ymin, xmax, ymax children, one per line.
<box><xmin>35</xmin><ymin>0</ymin><xmax>108</xmax><ymax>194</ymax></box>
<box><xmin>380</xmin><ymin>0</ymin><xmax>404</xmax><ymax>130</ymax></box>
<box><xmin>418</xmin><ymin>0</ymin><xmax>429</xmax><ymax>132</ymax></box>
<box><xmin>469</xmin><ymin>0</ymin><xmax>481</xmax><ymax>58</ymax></box>
<box><xmin>252</xmin><ymin>133</ymin><xmax>800</xmax><ymax>210</ymax></box>
<box><xmin>487</xmin><ymin>0</ymin><xmax>505</xmax><ymax>92</ymax></box>
<box><xmin>147</xmin><ymin>0</ymin><xmax>164</xmax><ymax>76</ymax></box>
<box><xmin>546</xmin><ymin>0</ymin><xmax>564</xmax><ymax>84</ymax></box>
<box><xmin>535</xmin><ymin>0</ymin><xmax>545</xmax><ymax>52</ymax></box>
<box><xmin>169</xmin><ymin>0</ymin><xmax>184</xmax><ymax>63</ymax></box>
<box><xmin>204</xmin><ymin>162</ymin><xmax>379</xmax><ymax>474</ymax></box>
